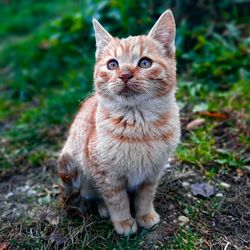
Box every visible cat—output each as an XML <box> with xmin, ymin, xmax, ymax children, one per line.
<box><xmin>58</xmin><ymin>9</ymin><xmax>180</xmax><ymax>236</ymax></box>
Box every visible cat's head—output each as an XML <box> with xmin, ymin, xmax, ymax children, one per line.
<box><xmin>93</xmin><ymin>10</ymin><xmax>176</xmax><ymax>105</ymax></box>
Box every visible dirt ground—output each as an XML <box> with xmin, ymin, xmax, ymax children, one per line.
<box><xmin>0</xmin><ymin>158</ymin><xmax>249</xmax><ymax>249</ymax></box>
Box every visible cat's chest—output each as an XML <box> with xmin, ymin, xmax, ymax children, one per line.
<box><xmin>94</xmin><ymin>102</ymin><xmax>179</xmax><ymax>176</ymax></box>
<box><xmin>96</xmin><ymin>126</ymin><xmax>172</xmax><ymax>172</ymax></box>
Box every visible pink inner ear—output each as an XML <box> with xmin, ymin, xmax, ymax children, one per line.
<box><xmin>148</xmin><ymin>10</ymin><xmax>176</xmax><ymax>49</ymax></box>
<box><xmin>93</xmin><ymin>18</ymin><xmax>113</xmax><ymax>58</ymax></box>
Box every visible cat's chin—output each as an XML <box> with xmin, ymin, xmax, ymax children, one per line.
<box><xmin>117</xmin><ymin>90</ymin><xmax>139</xmax><ymax>98</ymax></box>
<box><xmin>113</xmin><ymin>93</ymin><xmax>151</xmax><ymax>106</ymax></box>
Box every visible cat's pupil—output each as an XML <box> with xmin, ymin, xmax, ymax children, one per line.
<box><xmin>107</xmin><ymin>59</ymin><xmax>119</xmax><ymax>70</ymax></box>
<box><xmin>138</xmin><ymin>57</ymin><xmax>152</xmax><ymax>68</ymax></box>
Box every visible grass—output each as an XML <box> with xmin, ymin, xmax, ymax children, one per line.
<box><xmin>0</xmin><ymin>0</ymin><xmax>82</xmax><ymax>39</ymax></box>
<box><xmin>0</xmin><ymin>0</ymin><xmax>249</xmax><ymax>249</ymax></box>
<box><xmin>171</xmin><ymin>227</ymin><xmax>204</xmax><ymax>250</ymax></box>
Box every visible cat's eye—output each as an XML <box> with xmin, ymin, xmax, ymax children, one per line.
<box><xmin>107</xmin><ymin>59</ymin><xmax>119</xmax><ymax>70</ymax></box>
<box><xmin>138</xmin><ymin>57</ymin><xmax>152</xmax><ymax>68</ymax></box>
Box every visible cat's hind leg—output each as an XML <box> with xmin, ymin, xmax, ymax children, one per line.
<box><xmin>57</xmin><ymin>153</ymin><xmax>83</xmax><ymax>215</ymax></box>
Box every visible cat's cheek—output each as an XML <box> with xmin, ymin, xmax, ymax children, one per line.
<box><xmin>156</xmin><ymin>82</ymin><xmax>174</xmax><ymax>97</ymax></box>
<box><xmin>98</xmin><ymin>71</ymin><xmax>110</xmax><ymax>82</ymax></box>
<box><xmin>145</xmin><ymin>67</ymin><xmax>162</xmax><ymax>78</ymax></box>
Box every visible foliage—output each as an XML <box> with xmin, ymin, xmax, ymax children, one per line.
<box><xmin>0</xmin><ymin>0</ymin><xmax>249</xmax><ymax>169</ymax></box>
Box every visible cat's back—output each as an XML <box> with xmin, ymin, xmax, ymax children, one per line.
<box><xmin>61</xmin><ymin>95</ymin><xmax>97</xmax><ymax>160</ymax></box>
<box><xmin>70</xmin><ymin>94</ymin><xmax>97</xmax><ymax>134</ymax></box>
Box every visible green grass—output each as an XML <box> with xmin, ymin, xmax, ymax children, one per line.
<box><xmin>0</xmin><ymin>0</ymin><xmax>81</xmax><ymax>39</ymax></box>
<box><xmin>170</xmin><ymin>227</ymin><xmax>204</xmax><ymax>250</ymax></box>
<box><xmin>176</xmin><ymin>78</ymin><xmax>250</xmax><ymax>174</ymax></box>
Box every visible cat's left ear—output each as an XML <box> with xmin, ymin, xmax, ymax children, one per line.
<box><xmin>148</xmin><ymin>9</ymin><xmax>176</xmax><ymax>53</ymax></box>
<box><xmin>93</xmin><ymin>18</ymin><xmax>113</xmax><ymax>58</ymax></box>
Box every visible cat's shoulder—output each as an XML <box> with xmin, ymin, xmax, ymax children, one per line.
<box><xmin>79</xmin><ymin>94</ymin><xmax>97</xmax><ymax>113</ymax></box>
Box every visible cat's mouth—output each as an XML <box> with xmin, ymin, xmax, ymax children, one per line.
<box><xmin>118</xmin><ymin>83</ymin><xmax>141</xmax><ymax>97</ymax></box>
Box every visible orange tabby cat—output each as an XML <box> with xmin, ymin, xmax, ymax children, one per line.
<box><xmin>58</xmin><ymin>9</ymin><xmax>180</xmax><ymax>235</ymax></box>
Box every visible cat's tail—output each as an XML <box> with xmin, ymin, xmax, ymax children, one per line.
<box><xmin>57</xmin><ymin>153</ymin><xmax>84</xmax><ymax>215</ymax></box>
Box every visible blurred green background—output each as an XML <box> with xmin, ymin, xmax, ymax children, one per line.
<box><xmin>0</xmin><ymin>0</ymin><xmax>249</xmax><ymax>173</ymax></box>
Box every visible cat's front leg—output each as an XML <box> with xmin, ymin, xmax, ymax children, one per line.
<box><xmin>96</xmin><ymin>178</ymin><xmax>137</xmax><ymax>235</ymax></box>
<box><xmin>135</xmin><ymin>179</ymin><xmax>160</xmax><ymax>229</ymax></box>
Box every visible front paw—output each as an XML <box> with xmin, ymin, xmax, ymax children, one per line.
<box><xmin>136</xmin><ymin>210</ymin><xmax>160</xmax><ymax>229</ymax></box>
<box><xmin>113</xmin><ymin>218</ymin><xmax>137</xmax><ymax>236</ymax></box>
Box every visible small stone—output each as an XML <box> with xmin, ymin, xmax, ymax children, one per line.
<box><xmin>184</xmin><ymin>208</ymin><xmax>189</xmax><ymax>215</ymax></box>
<box><xmin>186</xmin><ymin>118</ymin><xmax>205</xmax><ymax>129</ymax></box>
<box><xmin>5</xmin><ymin>192</ymin><xmax>14</xmax><ymax>199</ymax></box>
<box><xmin>216</xmin><ymin>193</ymin><xmax>223</xmax><ymax>197</ymax></box>
<box><xmin>182</xmin><ymin>181</ymin><xmax>190</xmax><ymax>188</ymax></box>
<box><xmin>168</xmin><ymin>204</ymin><xmax>174</xmax><ymax>210</ymax></box>
<box><xmin>178</xmin><ymin>215</ymin><xmax>189</xmax><ymax>225</ymax></box>
<box><xmin>187</xmin><ymin>193</ymin><xmax>198</xmax><ymax>200</ymax></box>
<box><xmin>220</xmin><ymin>182</ymin><xmax>230</xmax><ymax>188</ymax></box>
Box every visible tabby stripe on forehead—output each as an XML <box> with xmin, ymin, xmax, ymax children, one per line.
<box><xmin>138</xmin><ymin>36</ymin><xmax>145</xmax><ymax>56</ymax></box>
<box><xmin>124</xmin><ymin>41</ymin><xmax>131</xmax><ymax>55</ymax></box>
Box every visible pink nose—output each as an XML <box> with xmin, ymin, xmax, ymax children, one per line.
<box><xmin>119</xmin><ymin>72</ymin><xmax>133</xmax><ymax>83</ymax></box>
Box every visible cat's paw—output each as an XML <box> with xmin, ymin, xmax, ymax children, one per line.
<box><xmin>97</xmin><ymin>202</ymin><xmax>110</xmax><ymax>218</ymax></box>
<box><xmin>136</xmin><ymin>210</ymin><xmax>160</xmax><ymax>229</ymax></box>
<box><xmin>113</xmin><ymin>218</ymin><xmax>137</xmax><ymax>236</ymax></box>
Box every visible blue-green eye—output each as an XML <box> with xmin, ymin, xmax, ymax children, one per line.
<box><xmin>138</xmin><ymin>57</ymin><xmax>152</xmax><ymax>68</ymax></box>
<box><xmin>107</xmin><ymin>59</ymin><xmax>119</xmax><ymax>70</ymax></box>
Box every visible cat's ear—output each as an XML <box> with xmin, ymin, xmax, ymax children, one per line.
<box><xmin>148</xmin><ymin>9</ymin><xmax>176</xmax><ymax>52</ymax></box>
<box><xmin>93</xmin><ymin>18</ymin><xmax>113</xmax><ymax>58</ymax></box>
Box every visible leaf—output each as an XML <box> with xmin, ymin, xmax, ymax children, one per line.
<box><xmin>186</xmin><ymin>118</ymin><xmax>205</xmax><ymax>130</ymax></box>
<box><xmin>215</xmin><ymin>159</ymin><xmax>229</xmax><ymax>165</ymax></box>
<box><xmin>45</xmin><ymin>213</ymin><xmax>59</xmax><ymax>225</ymax></box>
<box><xmin>38</xmin><ymin>194</ymin><xmax>51</xmax><ymax>205</ymax></box>
<box><xmin>0</xmin><ymin>242</ymin><xmax>8</xmax><ymax>250</ymax></box>
<box><xmin>191</xmin><ymin>182</ymin><xmax>216</xmax><ymax>198</ymax></box>
<box><xmin>198</xmin><ymin>111</ymin><xmax>228</xmax><ymax>119</ymax></box>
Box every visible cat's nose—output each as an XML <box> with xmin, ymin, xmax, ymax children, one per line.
<box><xmin>118</xmin><ymin>72</ymin><xmax>133</xmax><ymax>83</ymax></box>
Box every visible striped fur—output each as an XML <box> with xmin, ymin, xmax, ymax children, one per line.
<box><xmin>58</xmin><ymin>9</ymin><xmax>180</xmax><ymax>235</ymax></box>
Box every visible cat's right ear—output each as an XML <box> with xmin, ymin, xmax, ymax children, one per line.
<box><xmin>93</xmin><ymin>18</ymin><xmax>113</xmax><ymax>58</ymax></box>
<box><xmin>148</xmin><ymin>10</ymin><xmax>176</xmax><ymax>54</ymax></box>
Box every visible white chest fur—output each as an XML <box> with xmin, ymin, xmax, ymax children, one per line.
<box><xmin>94</xmin><ymin>94</ymin><xmax>180</xmax><ymax>187</ymax></box>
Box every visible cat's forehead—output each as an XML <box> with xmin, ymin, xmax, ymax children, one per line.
<box><xmin>105</xmin><ymin>35</ymin><xmax>162</xmax><ymax>62</ymax></box>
